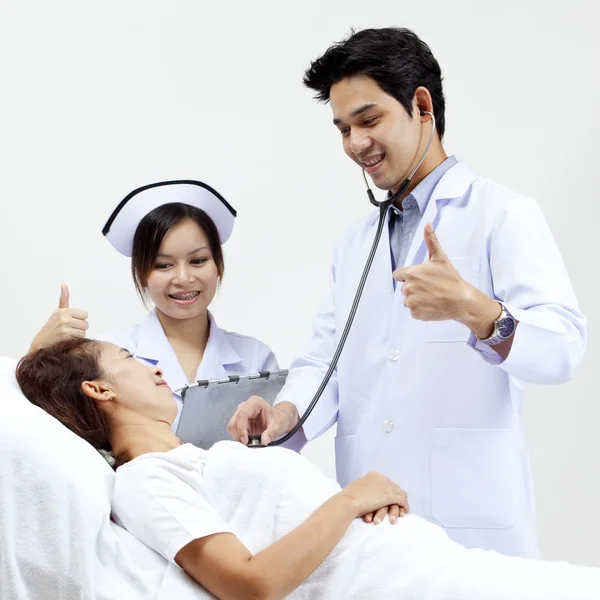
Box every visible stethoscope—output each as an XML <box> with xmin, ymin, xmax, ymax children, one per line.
<box><xmin>248</xmin><ymin>110</ymin><xmax>437</xmax><ymax>448</ymax></box>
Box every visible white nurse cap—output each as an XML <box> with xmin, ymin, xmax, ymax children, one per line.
<box><xmin>102</xmin><ymin>180</ymin><xmax>237</xmax><ymax>257</ymax></box>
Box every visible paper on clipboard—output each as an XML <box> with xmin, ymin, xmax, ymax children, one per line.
<box><xmin>175</xmin><ymin>370</ymin><xmax>289</xmax><ymax>449</ymax></box>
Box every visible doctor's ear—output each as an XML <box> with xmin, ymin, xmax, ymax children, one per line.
<box><xmin>81</xmin><ymin>380</ymin><xmax>116</xmax><ymax>403</ymax></box>
<box><xmin>413</xmin><ymin>86</ymin><xmax>434</xmax><ymax>120</ymax></box>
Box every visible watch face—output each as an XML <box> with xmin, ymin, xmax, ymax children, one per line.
<box><xmin>498</xmin><ymin>317</ymin><xmax>516</xmax><ymax>339</ymax></box>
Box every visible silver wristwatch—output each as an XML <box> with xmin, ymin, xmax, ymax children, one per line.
<box><xmin>475</xmin><ymin>303</ymin><xmax>516</xmax><ymax>346</ymax></box>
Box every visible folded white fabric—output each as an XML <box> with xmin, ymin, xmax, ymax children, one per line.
<box><xmin>159</xmin><ymin>440</ymin><xmax>600</xmax><ymax>600</ymax></box>
<box><xmin>0</xmin><ymin>356</ymin><xmax>167</xmax><ymax>600</ymax></box>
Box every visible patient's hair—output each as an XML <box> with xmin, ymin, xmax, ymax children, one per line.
<box><xmin>15</xmin><ymin>338</ymin><xmax>111</xmax><ymax>452</ymax></box>
<box><xmin>131</xmin><ymin>202</ymin><xmax>225</xmax><ymax>302</ymax></box>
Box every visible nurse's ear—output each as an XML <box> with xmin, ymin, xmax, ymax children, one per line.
<box><xmin>81</xmin><ymin>380</ymin><xmax>116</xmax><ymax>404</ymax></box>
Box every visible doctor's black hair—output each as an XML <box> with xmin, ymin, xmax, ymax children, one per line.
<box><xmin>303</xmin><ymin>27</ymin><xmax>446</xmax><ymax>139</ymax></box>
<box><xmin>131</xmin><ymin>203</ymin><xmax>225</xmax><ymax>303</ymax></box>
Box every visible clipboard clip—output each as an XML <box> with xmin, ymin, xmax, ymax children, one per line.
<box><xmin>175</xmin><ymin>369</ymin><xmax>289</xmax><ymax>401</ymax></box>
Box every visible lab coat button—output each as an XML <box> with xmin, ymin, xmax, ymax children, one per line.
<box><xmin>383</xmin><ymin>420</ymin><xmax>395</xmax><ymax>433</ymax></box>
<box><xmin>388</xmin><ymin>349</ymin><xmax>402</xmax><ymax>362</ymax></box>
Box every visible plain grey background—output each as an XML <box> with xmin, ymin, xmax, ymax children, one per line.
<box><xmin>0</xmin><ymin>0</ymin><xmax>598</xmax><ymax>566</ymax></box>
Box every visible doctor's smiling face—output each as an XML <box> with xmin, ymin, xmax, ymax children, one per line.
<box><xmin>303</xmin><ymin>27</ymin><xmax>446</xmax><ymax>195</ymax></box>
<box><xmin>330</xmin><ymin>76</ymin><xmax>432</xmax><ymax>194</ymax></box>
<box><xmin>132</xmin><ymin>203</ymin><xmax>224</xmax><ymax>322</ymax></box>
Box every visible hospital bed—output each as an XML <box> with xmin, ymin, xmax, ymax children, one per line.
<box><xmin>2</xmin><ymin>355</ymin><xmax>598</xmax><ymax>600</ymax></box>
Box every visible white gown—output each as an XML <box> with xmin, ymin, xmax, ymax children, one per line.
<box><xmin>113</xmin><ymin>441</ymin><xmax>600</xmax><ymax>600</ymax></box>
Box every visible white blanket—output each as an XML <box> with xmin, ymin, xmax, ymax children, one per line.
<box><xmin>159</xmin><ymin>441</ymin><xmax>600</xmax><ymax>600</ymax></box>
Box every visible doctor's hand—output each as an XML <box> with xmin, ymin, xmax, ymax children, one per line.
<box><xmin>227</xmin><ymin>396</ymin><xmax>299</xmax><ymax>446</ymax></box>
<box><xmin>342</xmin><ymin>471</ymin><xmax>410</xmax><ymax>525</ymax></box>
<box><xmin>29</xmin><ymin>284</ymin><xmax>89</xmax><ymax>353</ymax></box>
<box><xmin>393</xmin><ymin>223</ymin><xmax>471</xmax><ymax>322</ymax></box>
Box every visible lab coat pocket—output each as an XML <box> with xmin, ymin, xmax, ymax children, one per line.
<box><xmin>422</xmin><ymin>256</ymin><xmax>481</xmax><ymax>343</ymax></box>
<box><xmin>334</xmin><ymin>434</ymin><xmax>359</xmax><ymax>488</ymax></box>
<box><xmin>431</xmin><ymin>428</ymin><xmax>522</xmax><ymax>529</ymax></box>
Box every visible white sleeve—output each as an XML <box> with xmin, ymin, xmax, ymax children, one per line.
<box><xmin>275</xmin><ymin>249</ymin><xmax>340</xmax><ymax>443</ymax></box>
<box><xmin>112</xmin><ymin>457</ymin><xmax>233</xmax><ymax>563</ymax></box>
<box><xmin>258</xmin><ymin>341</ymin><xmax>279</xmax><ymax>372</ymax></box>
<box><xmin>467</xmin><ymin>196</ymin><xmax>586</xmax><ymax>383</ymax></box>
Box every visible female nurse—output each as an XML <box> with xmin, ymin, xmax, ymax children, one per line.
<box><xmin>30</xmin><ymin>179</ymin><xmax>278</xmax><ymax>431</ymax></box>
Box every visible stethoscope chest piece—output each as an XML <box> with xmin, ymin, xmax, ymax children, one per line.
<box><xmin>247</xmin><ymin>434</ymin><xmax>266</xmax><ymax>449</ymax></box>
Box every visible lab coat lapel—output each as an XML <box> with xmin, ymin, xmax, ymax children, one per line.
<box><xmin>193</xmin><ymin>312</ymin><xmax>243</xmax><ymax>381</ymax></box>
<box><xmin>403</xmin><ymin>161</ymin><xmax>477</xmax><ymax>267</ymax></box>
<box><xmin>391</xmin><ymin>192</ymin><xmax>442</xmax><ymax>345</ymax></box>
<box><xmin>391</xmin><ymin>162</ymin><xmax>478</xmax><ymax>344</ymax></box>
<box><xmin>133</xmin><ymin>310</ymin><xmax>189</xmax><ymax>397</ymax></box>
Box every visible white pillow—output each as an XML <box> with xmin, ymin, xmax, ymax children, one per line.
<box><xmin>0</xmin><ymin>356</ymin><xmax>167</xmax><ymax>600</ymax></box>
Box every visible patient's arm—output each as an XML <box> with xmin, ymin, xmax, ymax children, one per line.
<box><xmin>176</xmin><ymin>492</ymin><xmax>355</xmax><ymax>600</ymax></box>
<box><xmin>176</xmin><ymin>472</ymin><xmax>408</xmax><ymax>600</ymax></box>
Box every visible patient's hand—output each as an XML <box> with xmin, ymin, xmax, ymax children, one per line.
<box><xmin>29</xmin><ymin>285</ymin><xmax>89</xmax><ymax>353</ymax></box>
<box><xmin>228</xmin><ymin>396</ymin><xmax>299</xmax><ymax>445</ymax></box>
<box><xmin>343</xmin><ymin>471</ymin><xmax>410</xmax><ymax>525</ymax></box>
<box><xmin>362</xmin><ymin>504</ymin><xmax>405</xmax><ymax>525</ymax></box>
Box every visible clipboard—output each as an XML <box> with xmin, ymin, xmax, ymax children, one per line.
<box><xmin>175</xmin><ymin>370</ymin><xmax>289</xmax><ymax>449</ymax></box>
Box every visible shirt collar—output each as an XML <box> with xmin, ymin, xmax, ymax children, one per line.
<box><xmin>388</xmin><ymin>155</ymin><xmax>458</xmax><ymax>215</ymax></box>
<box><xmin>135</xmin><ymin>309</ymin><xmax>242</xmax><ymax>367</ymax></box>
<box><xmin>204</xmin><ymin>312</ymin><xmax>243</xmax><ymax>366</ymax></box>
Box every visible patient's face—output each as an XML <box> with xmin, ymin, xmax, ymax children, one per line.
<box><xmin>97</xmin><ymin>343</ymin><xmax>178</xmax><ymax>423</ymax></box>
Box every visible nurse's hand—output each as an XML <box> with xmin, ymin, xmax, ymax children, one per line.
<box><xmin>29</xmin><ymin>285</ymin><xmax>89</xmax><ymax>353</ymax></box>
<box><xmin>342</xmin><ymin>471</ymin><xmax>410</xmax><ymax>525</ymax></box>
<box><xmin>227</xmin><ymin>396</ymin><xmax>299</xmax><ymax>445</ymax></box>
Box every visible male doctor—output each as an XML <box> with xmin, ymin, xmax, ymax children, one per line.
<box><xmin>228</xmin><ymin>27</ymin><xmax>586</xmax><ymax>558</ymax></box>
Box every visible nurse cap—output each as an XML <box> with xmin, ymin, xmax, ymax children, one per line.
<box><xmin>102</xmin><ymin>180</ymin><xmax>237</xmax><ymax>257</ymax></box>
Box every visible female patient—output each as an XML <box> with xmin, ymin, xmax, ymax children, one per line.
<box><xmin>16</xmin><ymin>338</ymin><xmax>600</xmax><ymax>600</ymax></box>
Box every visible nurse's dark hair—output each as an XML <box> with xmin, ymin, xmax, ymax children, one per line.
<box><xmin>15</xmin><ymin>337</ymin><xmax>111</xmax><ymax>453</ymax></box>
<box><xmin>303</xmin><ymin>27</ymin><xmax>446</xmax><ymax>139</ymax></box>
<box><xmin>131</xmin><ymin>202</ymin><xmax>225</xmax><ymax>302</ymax></box>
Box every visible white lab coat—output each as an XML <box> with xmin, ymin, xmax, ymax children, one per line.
<box><xmin>97</xmin><ymin>310</ymin><xmax>278</xmax><ymax>430</ymax></box>
<box><xmin>277</xmin><ymin>161</ymin><xmax>586</xmax><ymax>558</ymax></box>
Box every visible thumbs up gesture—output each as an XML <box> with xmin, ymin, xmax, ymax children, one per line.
<box><xmin>29</xmin><ymin>284</ymin><xmax>89</xmax><ymax>352</ymax></box>
<box><xmin>393</xmin><ymin>223</ymin><xmax>469</xmax><ymax>322</ymax></box>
